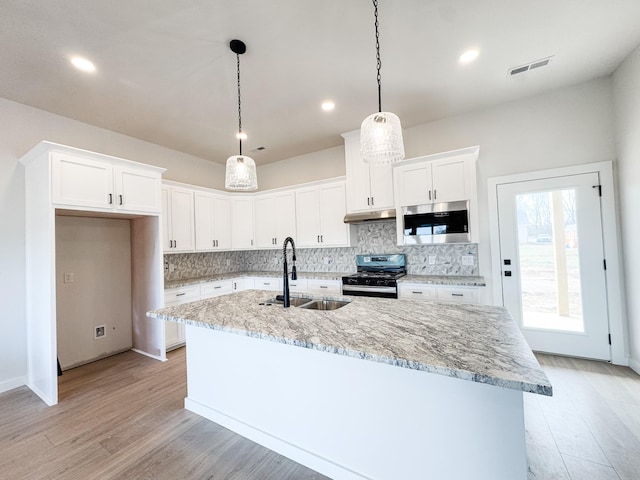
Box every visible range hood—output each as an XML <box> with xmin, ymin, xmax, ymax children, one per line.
<box><xmin>343</xmin><ymin>209</ymin><xmax>396</xmax><ymax>224</ymax></box>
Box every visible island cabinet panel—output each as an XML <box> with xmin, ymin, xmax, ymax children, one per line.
<box><xmin>184</xmin><ymin>326</ymin><xmax>527</xmax><ymax>480</ymax></box>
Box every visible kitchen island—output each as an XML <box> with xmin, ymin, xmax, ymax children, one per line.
<box><xmin>148</xmin><ymin>290</ymin><xmax>551</xmax><ymax>480</ymax></box>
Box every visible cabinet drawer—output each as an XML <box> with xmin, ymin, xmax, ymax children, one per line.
<box><xmin>436</xmin><ymin>287</ymin><xmax>479</xmax><ymax>304</ymax></box>
<box><xmin>398</xmin><ymin>284</ymin><xmax>438</xmax><ymax>301</ymax></box>
<box><xmin>288</xmin><ymin>279</ymin><xmax>308</xmax><ymax>293</ymax></box>
<box><xmin>253</xmin><ymin>277</ymin><xmax>282</xmax><ymax>291</ymax></box>
<box><xmin>164</xmin><ymin>285</ymin><xmax>200</xmax><ymax>305</ymax></box>
<box><xmin>201</xmin><ymin>280</ymin><xmax>233</xmax><ymax>299</ymax></box>
<box><xmin>306</xmin><ymin>279</ymin><xmax>341</xmax><ymax>295</ymax></box>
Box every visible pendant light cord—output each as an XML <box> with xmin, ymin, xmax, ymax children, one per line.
<box><xmin>373</xmin><ymin>0</ymin><xmax>382</xmax><ymax>113</ymax></box>
<box><xmin>236</xmin><ymin>52</ymin><xmax>243</xmax><ymax>155</ymax></box>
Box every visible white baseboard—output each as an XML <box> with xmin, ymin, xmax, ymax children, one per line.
<box><xmin>185</xmin><ymin>398</ymin><xmax>364</xmax><ymax>480</ymax></box>
<box><xmin>629</xmin><ymin>357</ymin><xmax>640</xmax><ymax>376</ymax></box>
<box><xmin>0</xmin><ymin>376</ymin><xmax>27</xmax><ymax>395</ymax></box>
<box><xmin>131</xmin><ymin>348</ymin><xmax>166</xmax><ymax>362</ymax></box>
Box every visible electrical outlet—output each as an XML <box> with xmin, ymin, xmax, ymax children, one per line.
<box><xmin>462</xmin><ymin>255</ymin><xmax>474</xmax><ymax>266</ymax></box>
<box><xmin>94</xmin><ymin>325</ymin><xmax>106</xmax><ymax>339</ymax></box>
<box><xmin>428</xmin><ymin>256</ymin><xmax>436</xmax><ymax>265</ymax></box>
<box><xmin>63</xmin><ymin>272</ymin><xmax>74</xmax><ymax>283</ymax></box>
<box><xmin>324</xmin><ymin>256</ymin><xmax>332</xmax><ymax>265</ymax></box>
<box><xmin>169</xmin><ymin>263</ymin><xmax>175</xmax><ymax>273</ymax></box>
<box><xmin>226</xmin><ymin>259</ymin><xmax>231</xmax><ymax>266</ymax></box>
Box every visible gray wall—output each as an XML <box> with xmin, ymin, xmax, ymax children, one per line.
<box><xmin>613</xmin><ymin>44</ymin><xmax>640</xmax><ymax>371</ymax></box>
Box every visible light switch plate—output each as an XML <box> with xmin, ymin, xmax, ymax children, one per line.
<box><xmin>428</xmin><ymin>255</ymin><xmax>436</xmax><ymax>265</ymax></box>
<box><xmin>462</xmin><ymin>255</ymin><xmax>474</xmax><ymax>266</ymax></box>
<box><xmin>63</xmin><ymin>272</ymin><xmax>74</xmax><ymax>283</ymax></box>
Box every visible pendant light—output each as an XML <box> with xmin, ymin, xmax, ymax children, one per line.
<box><xmin>360</xmin><ymin>0</ymin><xmax>405</xmax><ymax>165</ymax></box>
<box><xmin>225</xmin><ymin>39</ymin><xmax>258</xmax><ymax>191</ymax></box>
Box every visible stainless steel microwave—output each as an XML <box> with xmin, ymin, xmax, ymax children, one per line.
<box><xmin>402</xmin><ymin>201</ymin><xmax>470</xmax><ymax>244</ymax></box>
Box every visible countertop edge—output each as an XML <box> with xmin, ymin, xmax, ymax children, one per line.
<box><xmin>148</xmin><ymin>310</ymin><xmax>551</xmax><ymax>396</ymax></box>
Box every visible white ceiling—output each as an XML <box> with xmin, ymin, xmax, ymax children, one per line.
<box><xmin>2</xmin><ymin>0</ymin><xmax>640</xmax><ymax>165</ymax></box>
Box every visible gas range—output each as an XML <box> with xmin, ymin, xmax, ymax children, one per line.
<box><xmin>342</xmin><ymin>254</ymin><xmax>406</xmax><ymax>299</ymax></box>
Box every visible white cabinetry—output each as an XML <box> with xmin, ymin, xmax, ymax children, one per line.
<box><xmin>395</xmin><ymin>155</ymin><xmax>472</xmax><ymax>207</ymax></box>
<box><xmin>398</xmin><ymin>283</ymin><xmax>481</xmax><ymax>304</ymax></box>
<box><xmin>194</xmin><ymin>191</ymin><xmax>231</xmax><ymax>251</ymax></box>
<box><xmin>252</xmin><ymin>277</ymin><xmax>283</xmax><ymax>291</ymax></box>
<box><xmin>200</xmin><ymin>280</ymin><xmax>233</xmax><ymax>299</ymax></box>
<box><xmin>254</xmin><ymin>192</ymin><xmax>296</xmax><ymax>249</ymax></box>
<box><xmin>162</xmin><ymin>184</ymin><xmax>195</xmax><ymax>253</ymax></box>
<box><xmin>52</xmin><ymin>152</ymin><xmax>162</xmax><ymax>214</ymax></box>
<box><xmin>295</xmin><ymin>182</ymin><xmax>353</xmax><ymax>247</ymax></box>
<box><xmin>306</xmin><ymin>279</ymin><xmax>342</xmax><ymax>295</ymax></box>
<box><xmin>231</xmin><ymin>197</ymin><xmax>255</xmax><ymax>249</ymax></box>
<box><xmin>164</xmin><ymin>285</ymin><xmax>200</xmax><ymax>350</ymax></box>
<box><xmin>342</xmin><ymin>130</ymin><xmax>394</xmax><ymax>213</ymax></box>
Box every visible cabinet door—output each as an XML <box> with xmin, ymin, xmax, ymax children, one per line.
<box><xmin>396</xmin><ymin>163</ymin><xmax>432</xmax><ymax>207</ymax></box>
<box><xmin>274</xmin><ymin>192</ymin><xmax>296</xmax><ymax>246</ymax></box>
<box><xmin>52</xmin><ymin>154</ymin><xmax>113</xmax><ymax>209</ymax></box>
<box><xmin>194</xmin><ymin>192</ymin><xmax>215</xmax><ymax>251</ymax></box>
<box><xmin>398</xmin><ymin>284</ymin><xmax>438</xmax><ymax>301</ymax></box>
<box><xmin>115</xmin><ymin>166</ymin><xmax>161</xmax><ymax>213</ymax></box>
<box><xmin>254</xmin><ymin>195</ymin><xmax>277</xmax><ymax>248</ymax></box>
<box><xmin>436</xmin><ymin>286</ymin><xmax>479</xmax><ymax>304</ymax></box>
<box><xmin>318</xmin><ymin>183</ymin><xmax>350</xmax><ymax>246</ymax></box>
<box><xmin>306</xmin><ymin>279</ymin><xmax>341</xmax><ymax>295</ymax></box>
<box><xmin>161</xmin><ymin>186</ymin><xmax>172</xmax><ymax>251</ymax></box>
<box><xmin>431</xmin><ymin>159</ymin><xmax>469</xmax><ymax>203</ymax></box>
<box><xmin>212</xmin><ymin>195</ymin><xmax>232</xmax><ymax>250</ymax></box>
<box><xmin>344</xmin><ymin>137</ymin><xmax>372</xmax><ymax>212</ymax></box>
<box><xmin>231</xmin><ymin>197</ymin><xmax>254</xmax><ymax>249</ymax></box>
<box><xmin>200</xmin><ymin>280</ymin><xmax>233</xmax><ymax>299</ymax></box>
<box><xmin>295</xmin><ymin>188</ymin><xmax>321</xmax><ymax>247</ymax></box>
<box><xmin>169</xmin><ymin>187</ymin><xmax>195</xmax><ymax>252</ymax></box>
<box><xmin>368</xmin><ymin>164</ymin><xmax>394</xmax><ymax>209</ymax></box>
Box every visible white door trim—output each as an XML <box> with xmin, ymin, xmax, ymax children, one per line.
<box><xmin>488</xmin><ymin>161</ymin><xmax>628</xmax><ymax>365</ymax></box>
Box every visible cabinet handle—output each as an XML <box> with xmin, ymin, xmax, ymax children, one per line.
<box><xmin>434</xmin><ymin>190</ymin><xmax>437</xmax><ymax>200</ymax></box>
<box><xmin>451</xmin><ymin>293</ymin><xmax>464</xmax><ymax>297</ymax></box>
<box><xmin>108</xmin><ymin>193</ymin><xmax>113</xmax><ymax>204</ymax></box>
<box><xmin>371</xmin><ymin>197</ymin><xmax>374</xmax><ymax>206</ymax></box>
<box><xmin>317</xmin><ymin>235</ymin><xmax>320</xmax><ymax>243</ymax></box>
<box><xmin>428</xmin><ymin>190</ymin><xmax>431</xmax><ymax>201</ymax></box>
<box><xmin>320</xmin><ymin>285</ymin><xmax>328</xmax><ymax>289</ymax></box>
<box><xmin>233</xmin><ymin>282</ymin><xmax>237</xmax><ymax>290</ymax></box>
<box><xmin>412</xmin><ymin>291</ymin><xmax>423</xmax><ymax>294</ymax></box>
<box><xmin>214</xmin><ymin>285</ymin><xmax>222</xmax><ymax>289</ymax></box>
<box><xmin>119</xmin><ymin>194</ymin><xmax>123</xmax><ymax>205</ymax></box>
<box><xmin>264</xmin><ymin>282</ymin><xmax>271</xmax><ymax>286</ymax></box>
<box><xmin>176</xmin><ymin>293</ymin><xmax>186</xmax><ymax>297</ymax></box>
<box><xmin>251</xmin><ymin>239</ymin><xmax>253</xmax><ymax>246</ymax></box>
<box><xmin>367</xmin><ymin>197</ymin><xmax>370</xmax><ymax>206</ymax></box>
<box><xmin>174</xmin><ymin>240</ymin><xmax>177</xmax><ymax>248</ymax></box>
<box><xmin>320</xmin><ymin>235</ymin><xmax>323</xmax><ymax>243</ymax></box>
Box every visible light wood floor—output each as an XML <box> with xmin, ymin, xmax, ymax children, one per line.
<box><xmin>1</xmin><ymin>350</ymin><xmax>639</xmax><ymax>479</ymax></box>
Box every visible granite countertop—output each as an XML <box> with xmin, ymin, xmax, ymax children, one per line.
<box><xmin>148</xmin><ymin>289</ymin><xmax>551</xmax><ymax>396</ymax></box>
<box><xmin>165</xmin><ymin>272</ymin><xmax>486</xmax><ymax>289</ymax></box>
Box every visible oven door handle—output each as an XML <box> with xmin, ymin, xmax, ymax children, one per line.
<box><xmin>342</xmin><ymin>285</ymin><xmax>397</xmax><ymax>294</ymax></box>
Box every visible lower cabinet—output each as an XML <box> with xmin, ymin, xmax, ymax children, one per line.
<box><xmin>200</xmin><ymin>280</ymin><xmax>233</xmax><ymax>299</ymax></box>
<box><xmin>398</xmin><ymin>283</ymin><xmax>481</xmax><ymax>304</ymax></box>
<box><xmin>252</xmin><ymin>277</ymin><xmax>283</xmax><ymax>291</ymax></box>
<box><xmin>306</xmin><ymin>279</ymin><xmax>342</xmax><ymax>295</ymax></box>
<box><xmin>164</xmin><ymin>285</ymin><xmax>200</xmax><ymax>350</ymax></box>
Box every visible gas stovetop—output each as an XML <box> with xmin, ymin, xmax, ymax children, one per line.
<box><xmin>341</xmin><ymin>254</ymin><xmax>406</xmax><ymax>292</ymax></box>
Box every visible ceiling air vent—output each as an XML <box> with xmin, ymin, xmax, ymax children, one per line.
<box><xmin>508</xmin><ymin>56</ymin><xmax>554</xmax><ymax>77</ymax></box>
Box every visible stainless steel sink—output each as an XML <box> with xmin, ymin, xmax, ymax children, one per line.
<box><xmin>261</xmin><ymin>297</ymin><xmax>313</xmax><ymax>307</ymax></box>
<box><xmin>298</xmin><ymin>299</ymin><xmax>351</xmax><ymax>311</ymax></box>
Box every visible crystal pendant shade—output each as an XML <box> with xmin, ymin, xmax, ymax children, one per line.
<box><xmin>225</xmin><ymin>155</ymin><xmax>258</xmax><ymax>191</ymax></box>
<box><xmin>360</xmin><ymin>111</ymin><xmax>405</xmax><ymax>164</ymax></box>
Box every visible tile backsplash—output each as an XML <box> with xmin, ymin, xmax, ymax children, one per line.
<box><xmin>164</xmin><ymin>221</ymin><xmax>479</xmax><ymax>281</ymax></box>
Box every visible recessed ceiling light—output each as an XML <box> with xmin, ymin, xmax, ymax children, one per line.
<box><xmin>70</xmin><ymin>56</ymin><xmax>96</xmax><ymax>73</ymax></box>
<box><xmin>321</xmin><ymin>101</ymin><xmax>335</xmax><ymax>111</ymax></box>
<box><xmin>236</xmin><ymin>132</ymin><xmax>248</xmax><ymax>140</ymax></box>
<box><xmin>458</xmin><ymin>49</ymin><xmax>479</xmax><ymax>64</ymax></box>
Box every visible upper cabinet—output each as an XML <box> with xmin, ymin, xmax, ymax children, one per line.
<box><xmin>254</xmin><ymin>191</ymin><xmax>296</xmax><ymax>249</ymax></box>
<box><xmin>395</xmin><ymin>155</ymin><xmax>473</xmax><ymax>207</ymax></box>
<box><xmin>52</xmin><ymin>151</ymin><xmax>162</xmax><ymax>214</ymax></box>
<box><xmin>162</xmin><ymin>184</ymin><xmax>195</xmax><ymax>253</ymax></box>
<box><xmin>342</xmin><ymin>130</ymin><xmax>394</xmax><ymax>213</ymax></box>
<box><xmin>295</xmin><ymin>182</ymin><xmax>354</xmax><ymax>247</ymax></box>
<box><xmin>194</xmin><ymin>191</ymin><xmax>231</xmax><ymax>251</ymax></box>
<box><xmin>231</xmin><ymin>196</ymin><xmax>255</xmax><ymax>249</ymax></box>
